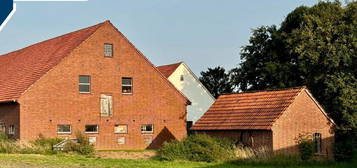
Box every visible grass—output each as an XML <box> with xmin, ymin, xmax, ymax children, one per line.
<box><xmin>0</xmin><ymin>154</ymin><xmax>355</xmax><ymax>168</ymax></box>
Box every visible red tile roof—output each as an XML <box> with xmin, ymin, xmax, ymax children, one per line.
<box><xmin>156</xmin><ymin>62</ymin><xmax>182</xmax><ymax>78</ymax></box>
<box><xmin>0</xmin><ymin>22</ymin><xmax>105</xmax><ymax>102</ymax></box>
<box><xmin>191</xmin><ymin>87</ymin><xmax>305</xmax><ymax>130</ymax></box>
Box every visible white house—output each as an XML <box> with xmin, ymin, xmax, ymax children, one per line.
<box><xmin>157</xmin><ymin>62</ymin><xmax>215</xmax><ymax>126</ymax></box>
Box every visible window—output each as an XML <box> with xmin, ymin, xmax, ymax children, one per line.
<box><xmin>141</xmin><ymin>124</ymin><xmax>154</xmax><ymax>134</ymax></box>
<box><xmin>313</xmin><ymin>133</ymin><xmax>322</xmax><ymax>154</ymax></box>
<box><xmin>114</xmin><ymin>125</ymin><xmax>128</xmax><ymax>134</ymax></box>
<box><xmin>118</xmin><ymin>137</ymin><xmax>125</xmax><ymax>145</ymax></box>
<box><xmin>104</xmin><ymin>43</ymin><xmax>113</xmax><ymax>57</ymax></box>
<box><xmin>0</xmin><ymin>123</ymin><xmax>5</xmax><ymax>133</ymax></box>
<box><xmin>180</xmin><ymin>75</ymin><xmax>184</xmax><ymax>81</ymax></box>
<box><xmin>57</xmin><ymin>125</ymin><xmax>71</xmax><ymax>134</ymax></box>
<box><xmin>122</xmin><ymin>77</ymin><xmax>133</xmax><ymax>94</ymax></box>
<box><xmin>100</xmin><ymin>94</ymin><xmax>113</xmax><ymax>116</ymax></box>
<box><xmin>88</xmin><ymin>137</ymin><xmax>97</xmax><ymax>144</ymax></box>
<box><xmin>85</xmin><ymin>125</ymin><xmax>98</xmax><ymax>133</ymax></box>
<box><xmin>79</xmin><ymin>75</ymin><xmax>91</xmax><ymax>93</ymax></box>
<box><xmin>8</xmin><ymin>125</ymin><xmax>15</xmax><ymax>135</ymax></box>
<box><xmin>144</xmin><ymin>136</ymin><xmax>153</xmax><ymax>145</ymax></box>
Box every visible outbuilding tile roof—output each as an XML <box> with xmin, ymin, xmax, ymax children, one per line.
<box><xmin>0</xmin><ymin>22</ymin><xmax>105</xmax><ymax>102</ymax></box>
<box><xmin>191</xmin><ymin>87</ymin><xmax>305</xmax><ymax>130</ymax></box>
<box><xmin>156</xmin><ymin>62</ymin><xmax>182</xmax><ymax>78</ymax></box>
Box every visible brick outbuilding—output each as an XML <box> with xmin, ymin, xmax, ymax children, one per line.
<box><xmin>0</xmin><ymin>21</ymin><xmax>190</xmax><ymax>150</ymax></box>
<box><xmin>191</xmin><ymin>87</ymin><xmax>335</xmax><ymax>158</ymax></box>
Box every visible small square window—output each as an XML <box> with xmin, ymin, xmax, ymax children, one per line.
<box><xmin>57</xmin><ymin>125</ymin><xmax>71</xmax><ymax>134</ymax></box>
<box><xmin>85</xmin><ymin>125</ymin><xmax>98</xmax><ymax>133</ymax></box>
<box><xmin>144</xmin><ymin>136</ymin><xmax>153</xmax><ymax>145</ymax></box>
<box><xmin>88</xmin><ymin>137</ymin><xmax>97</xmax><ymax>144</ymax></box>
<box><xmin>104</xmin><ymin>43</ymin><xmax>113</xmax><ymax>57</ymax></box>
<box><xmin>8</xmin><ymin>125</ymin><xmax>15</xmax><ymax>135</ymax></box>
<box><xmin>118</xmin><ymin>137</ymin><xmax>125</xmax><ymax>145</ymax></box>
<box><xmin>114</xmin><ymin>125</ymin><xmax>128</xmax><ymax>134</ymax></box>
<box><xmin>79</xmin><ymin>75</ymin><xmax>91</xmax><ymax>93</ymax></box>
<box><xmin>141</xmin><ymin>124</ymin><xmax>154</xmax><ymax>134</ymax></box>
<box><xmin>122</xmin><ymin>77</ymin><xmax>133</xmax><ymax>94</ymax></box>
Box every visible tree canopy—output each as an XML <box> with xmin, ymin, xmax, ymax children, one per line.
<box><xmin>199</xmin><ymin>66</ymin><xmax>233</xmax><ymax>99</ymax></box>
<box><xmin>232</xmin><ymin>1</ymin><xmax>357</xmax><ymax>131</ymax></box>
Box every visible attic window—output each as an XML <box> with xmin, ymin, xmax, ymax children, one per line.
<box><xmin>180</xmin><ymin>75</ymin><xmax>184</xmax><ymax>81</ymax></box>
<box><xmin>104</xmin><ymin>43</ymin><xmax>113</xmax><ymax>57</ymax></box>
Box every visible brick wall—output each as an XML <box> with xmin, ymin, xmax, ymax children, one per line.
<box><xmin>0</xmin><ymin>103</ymin><xmax>20</xmax><ymax>139</ymax></box>
<box><xmin>272</xmin><ymin>90</ymin><xmax>334</xmax><ymax>158</ymax></box>
<box><xmin>196</xmin><ymin>130</ymin><xmax>273</xmax><ymax>150</ymax></box>
<box><xmin>17</xmin><ymin>22</ymin><xmax>188</xmax><ymax>150</ymax></box>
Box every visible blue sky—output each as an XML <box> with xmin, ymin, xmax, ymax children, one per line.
<box><xmin>0</xmin><ymin>0</ymin><xmax>318</xmax><ymax>74</ymax></box>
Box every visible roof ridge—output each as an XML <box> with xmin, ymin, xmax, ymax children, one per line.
<box><xmin>221</xmin><ymin>86</ymin><xmax>306</xmax><ymax>96</ymax></box>
<box><xmin>0</xmin><ymin>21</ymin><xmax>106</xmax><ymax>57</ymax></box>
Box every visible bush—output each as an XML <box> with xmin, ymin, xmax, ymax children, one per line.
<box><xmin>295</xmin><ymin>133</ymin><xmax>314</xmax><ymax>160</ymax></box>
<box><xmin>158</xmin><ymin>134</ymin><xmax>235</xmax><ymax>162</ymax></box>
<box><xmin>63</xmin><ymin>131</ymin><xmax>94</xmax><ymax>155</ymax></box>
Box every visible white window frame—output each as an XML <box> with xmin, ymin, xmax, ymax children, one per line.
<box><xmin>100</xmin><ymin>94</ymin><xmax>113</xmax><ymax>117</ymax></box>
<box><xmin>85</xmin><ymin>125</ymin><xmax>99</xmax><ymax>134</ymax></box>
<box><xmin>8</xmin><ymin>125</ymin><xmax>15</xmax><ymax>135</ymax></box>
<box><xmin>57</xmin><ymin>125</ymin><xmax>72</xmax><ymax>134</ymax></box>
<box><xmin>104</xmin><ymin>43</ymin><xmax>113</xmax><ymax>57</ymax></box>
<box><xmin>141</xmin><ymin>124</ymin><xmax>154</xmax><ymax>134</ymax></box>
<box><xmin>79</xmin><ymin>75</ymin><xmax>91</xmax><ymax>93</ymax></box>
<box><xmin>114</xmin><ymin>124</ymin><xmax>128</xmax><ymax>134</ymax></box>
<box><xmin>122</xmin><ymin>77</ymin><xmax>133</xmax><ymax>94</ymax></box>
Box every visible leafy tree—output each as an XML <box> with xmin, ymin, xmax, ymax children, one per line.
<box><xmin>233</xmin><ymin>1</ymin><xmax>356</xmax><ymax>160</ymax></box>
<box><xmin>199</xmin><ymin>67</ymin><xmax>234</xmax><ymax>98</ymax></box>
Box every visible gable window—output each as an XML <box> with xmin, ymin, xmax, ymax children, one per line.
<box><xmin>104</xmin><ymin>43</ymin><xmax>113</xmax><ymax>57</ymax></box>
<box><xmin>114</xmin><ymin>124</ymin><xmax>128</xmax><ymax>134</ymax></box>
<box><xmin>57</xmin><ymin>125</ymin><xmax>71</xmax><ymax>134</ymax></box>
<box><xmin>100</xmin><ymin>94</ymin><xmax>113</xmax><ymax>117</ymax></box>
<box><xmin>180</xmin><ymin>75</ymin><xmax>184</xmax><ymax>81</ymax></box>
<box><xmin>79</xmin><ymin>75</ymin><xmax>91</xmax><ymax>93</ymax></box>
<box><xmin>141</xmin><ymin>124</ymin><xmax>154</xmax><ymax>134</ymax></box>
<box><xmin>8</xmin><ymin>125</ymin><xmax>15</xmax><ymax>135</ymax></box>
<box><xmin>122</xmin><ymin>77</ymin><xmax>133</xmax><ymax>94</ymax></box>
<box><xmin>85</xmin><ymin>125</ymin><xmax>98</xmax><ymax>133</ymax></box>
<box><xmin>313</xmin><ymin>133</ymin><xmax>322</xmax><ymax>154</ymax></box>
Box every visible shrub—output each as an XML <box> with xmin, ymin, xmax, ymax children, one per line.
<box><xmin>158</xmin><ymin>134</ymin><xmax>235</xmax><ymax>162</ymax></box>
<box><xmin>295</xmin><ymin>133</ymin><xmax>314</xmax><ymax>160</ymax></box>
<box><xmin>63</xmin><ymin>131</ymin><xmax>94</xmax><ymax>155</ymax></box>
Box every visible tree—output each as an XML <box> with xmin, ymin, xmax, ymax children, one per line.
<box><xmin>199</xmin><ymin>67</ymin><xmax>234</xmax><ymax>98</ymax></box>
<box><xmin>233</xmin><ymin>1</ymin><xmax>357</xmax><ymax>160</ymax></box>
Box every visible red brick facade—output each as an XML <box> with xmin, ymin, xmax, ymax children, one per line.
<box><xmin>0</xmin><ymin>21</ymin><xmax>189</xmax><ymax>150</ymax></box>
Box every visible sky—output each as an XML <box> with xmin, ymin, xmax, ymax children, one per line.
<box><xmin>0</xmin><ymin>0</ymin><xmax>319</xmax><ymax>75</ymax></box>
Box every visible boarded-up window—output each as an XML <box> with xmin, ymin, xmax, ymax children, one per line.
<box><xmin>118</xmin><ymin>137</ymin><xmax>125</xmax><ymax>145</ymax></box>
<box><xmin>144</xmin><ymin>136</ymin><xmax>153</xmax><ymax>145</ymax></box>
<box><xmin>114</xmin><ymin>125</ymin><xmax>128</xmax><ymax>134</ymax></box>
<box><xmin>100</xmin><ymin>94</ymin><xmax>113</xmax><ymax>116</ymax></box>
<box><xmin>88</xmin><ymin>137</ymin><xmax>97</xmax><ymax>144</ymax></box>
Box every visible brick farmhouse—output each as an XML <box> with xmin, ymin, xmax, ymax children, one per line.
<box><xmin>0</xmin><ymin>21</ymin><xmax>191</xmax><ymax>150</ymax></box>
<box><xmin>191</xmin><ymin>87</ymin><xmax>335</xmax><ymax>158</ymax></box>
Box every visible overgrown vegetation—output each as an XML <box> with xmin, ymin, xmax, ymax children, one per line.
<box><xmin>295</xmin><ymin>133</ymin><xmax>314</xmax><ymax>160</ymax></box>
<box><xmin>63</xmin><ymin>131</ymin><xmax>95</xmax><ymax>155</ymax></box>
<box><xmin>0</xmin><ymin>132</ymin><xmax>94</xmax><ymax>155</ymax></box>
<box><xmin>158</xmin><ymin>134</ymin><xmax>235</xmax><ymax>162</ymax></box>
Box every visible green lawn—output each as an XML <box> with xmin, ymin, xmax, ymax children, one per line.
<box><xmin>0</xmin><ymin>154</ymin><xmax>354</xmax><ymax>168</ymax></box>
